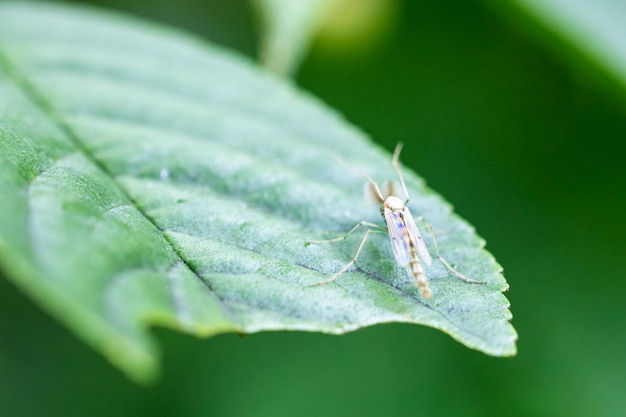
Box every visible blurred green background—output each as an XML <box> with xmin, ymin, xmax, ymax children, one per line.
<box><xmin>1</xmin><ymin>0</ymin><xmax>625</xmax><ymax>416</ymax></box>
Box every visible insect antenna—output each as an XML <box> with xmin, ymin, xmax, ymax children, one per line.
<box><xmin>391</xmin><ymin>142</ymin><xmax>411</xmax><ymax>205</ymax></box>
<box><xmin>334</xmin><ymin>155</ymin><xmax>385</xmax><ymax>202</ymax></box>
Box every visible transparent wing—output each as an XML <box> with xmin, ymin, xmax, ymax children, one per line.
<box><xmin>363</xmin><ymin>181</ymin><xmax>383</xmax><ymax>204</ymax></box>
<box><xmin>403</xmin><ymin>207</ymin><xmax>432</xmax><ymax>266</ymax></box>
<box><xmin>384</xmin><ymin>208</ymin><xmax>411</xmax><ymax>267</ymax></box>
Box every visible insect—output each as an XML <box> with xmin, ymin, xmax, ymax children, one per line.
<box><xmin>306</xmin><ymin>143</ymin><xmax>482</xmax><ymax>299</ymax></box>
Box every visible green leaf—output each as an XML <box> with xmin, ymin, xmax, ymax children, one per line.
<box><xmin>0</xmin><ymin>2</ymin><xmax>516</xmax><ymax>383</ymax></box>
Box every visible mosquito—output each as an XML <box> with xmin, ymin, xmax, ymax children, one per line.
<box><xmin>306</xmin><ymin>142</ymin><xmax>483</xmax><ymax>299</ymax></box>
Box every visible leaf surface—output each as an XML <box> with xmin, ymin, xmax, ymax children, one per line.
<box><xmin>0</xmin><ymin>2</ymin><xmax>516</xmax><ymax>382</ymax></box>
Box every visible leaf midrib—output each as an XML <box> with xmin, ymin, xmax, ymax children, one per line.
<box><xmin>0</xmin><ymin>47</ymin><xmax>221</xmax><ymax>325</ymax></box>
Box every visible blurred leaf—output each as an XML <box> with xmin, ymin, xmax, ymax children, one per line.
<box><xmin>494</xmin><ymin>0</ymin><xmax>626</xmax><ymax>92</ymax></box>
<box><xmin>252</xmin><ymin>0</ymin><xmax>398</xmax><ymax>75</ymax></box>
<box><xmin>252</xmin><ymin>0</ymin><xmax>336</xmax><ymax>75</ymax></box>
<box><xmin>0</xmin><ymin>2</ymin><xmax>516</xmax><ymax>383</ymax></box>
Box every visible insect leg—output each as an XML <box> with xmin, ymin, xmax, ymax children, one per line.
<box><xmin>305</xmin><ymin>221</ymin><xmax>383</xmax><ymax>245</ymax></box>
<box><xmin>308</xmin><ymin>229</ymin><xmax>374</xmax><ymax>286</ymax></box>
<box><xmin>415</xmin><ymin>216</ymin><xmax>485</xmax><ymax>284</ymax></box>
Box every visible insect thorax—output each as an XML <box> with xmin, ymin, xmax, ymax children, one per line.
<box><xmin>384</xmin><ymin>196</ymin><xmax>405</xmax><ymax>210</ymax></box>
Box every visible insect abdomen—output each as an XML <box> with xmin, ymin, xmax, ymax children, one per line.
<box><xmin>410</xmin><ymin>248</ymin><xmax>432</xmax><ymax>299</ymax></box>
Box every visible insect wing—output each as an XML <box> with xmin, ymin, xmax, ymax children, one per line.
<box><xmin>384</xmin><ymin>208</ymin><xmax>411</xmax><ymax>267</ymax></box>
<box><xmin>404</xmin><ymin>207</ymin><xmax>432</xmax><ymax>266</ymax></box>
